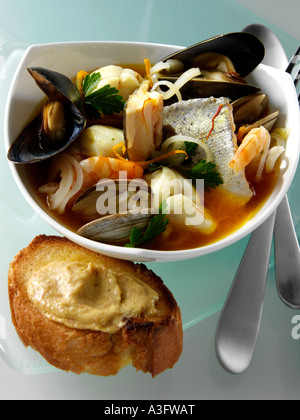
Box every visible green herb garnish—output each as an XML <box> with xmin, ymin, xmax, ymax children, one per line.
<box><xmin>147</xmin><ymin>141</ymin><xmax>197</xmax><ymax>173</ymax></box>
<box><xmin>81</xmin><ymin>72</ymin><xmax>125</xmax><ymax>120</ymax></box>
<box><xmin>125</xmin><ymin>201</ymin><xmax>169</xmax><ymax>248</ymax></box>
<box><xmin>183</xmin><ymin>160</ymin><xmax>223</xmax><ymax>189</ymax></box>
<box><xmin>82</xmin><ymin>72</ymin><xmax>101</xmax><ymax>96</ymax></box>
<box><xmin>184</xmin><ymin>141</ymin><xmax>198</xmax><ymax>158</ymax></box>
<box><xmin>147</xmin><ymin>162</ymin><xmax>166</xmax><ymax>172</ymax></box>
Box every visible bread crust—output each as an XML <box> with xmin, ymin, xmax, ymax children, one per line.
<box><xmin>8</xmin><ymin>235</ymin><xmax>183</xmax><ymax>376</ymax></box>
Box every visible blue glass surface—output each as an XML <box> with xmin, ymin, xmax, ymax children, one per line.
<box><xmin>0</xmin><ymin>0</ymin><xmax>299</xmax><ymax>373</ymax></box>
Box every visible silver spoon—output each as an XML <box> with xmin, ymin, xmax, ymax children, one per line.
<box><xmin>243</xmin><ymin>24</ymin><xmax>288</xmax><ymax>71</ymax></box>
<box><xmin>274</xmin><ymin>197</ymin><xmax>300</xmax><ymax>308</ymax></box>
<box><xmin>216</xmin><ymin>24</ymin><xmax>300</xmax><ymax>374</ymax></box>
<box><xmin>243</xmin><ymin>25</ymin><xmax>300</xmax><ymax>308</ymax></box>
<box><xmin>216</xmin><ymin>212</ymin><xmax>276</xmax><ymax>374</ymax></box>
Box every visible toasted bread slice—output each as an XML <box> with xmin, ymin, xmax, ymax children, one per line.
<box><xmin>8</xmin><ymin>235</ymin><xmax>183</xmax><ymax>376</ymax></box>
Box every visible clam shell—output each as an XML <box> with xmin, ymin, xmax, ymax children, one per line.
<box><xmin>232</xmin><ymin>93</ymin><xmax>269</xmax><ymax>126</ymax></box>
<box><xmin>77</xmin><ymin>211</ymin><xmax>153</xmax><ymax>243</ymax></box>
<box><xmin>238</xmin><ymin>111</ymin><xmax>280</xmax><ymax>137</ymax></box>
<box><xmin>72</xmin><ymin>179</ymin><xmax>153</xmax><ymax>222</ymax></box>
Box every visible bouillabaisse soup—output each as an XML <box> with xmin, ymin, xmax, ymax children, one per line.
<box><xmin>10</xmin><ymin>55</ymin><xmax>289</xmax><ymax>252</ymax></box>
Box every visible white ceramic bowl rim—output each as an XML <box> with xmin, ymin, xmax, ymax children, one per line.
<box><xmin>4</xmin><ymin>41</ymin><xmax>300</xmax><ymax>262</ymax></box>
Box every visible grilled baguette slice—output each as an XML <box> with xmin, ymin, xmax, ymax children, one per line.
<box><xmin>8</xmin><ymin>235</ymin><xmax>183</xmax><ymax>376</ymax></box>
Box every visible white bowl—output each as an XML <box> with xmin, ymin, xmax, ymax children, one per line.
<box><xmin>4</xmin><ymin>41</ymin><xmax>300</xmax><ymax>262</ymax></box>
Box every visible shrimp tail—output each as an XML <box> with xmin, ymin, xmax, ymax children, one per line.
<box><xmin>229</xmin><ymin>126</ymin><xmax>270</xmax><ymax>172</ymax></box>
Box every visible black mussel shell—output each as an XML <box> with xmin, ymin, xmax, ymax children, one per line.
<box><xmin>7</xmin><ymin>67</ymin><xmax>86</xmax><ymax>164</ymax></box>
<box><xmin>28</xmin><ymin>67</ymin><xmax>83</xmax><ymax>111</ymax></box>
<box><xmin>7</xmin><ymin>104</ymin><xmax>85</xmax><ymax>164</ymax></box>
<box><xmin>161</xmin><ymin>32</ymin><xmax>265</xmax><ymax>78</ymax></box>
<box><xmin>159</xmin><ymin>76</ymin><xmax>260</xmax><ymax>102</ymax></box>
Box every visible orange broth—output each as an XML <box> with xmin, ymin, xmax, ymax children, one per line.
<box><xmin>145</xmin><ymin>167</ymin><xmax>278</xmax><ymax>251</ymax></box>
<box><xmin>27</xmin><ymin>158</ymin><xmax>278</xmax><ymax>252</ymax></box>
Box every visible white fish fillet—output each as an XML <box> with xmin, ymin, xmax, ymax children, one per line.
<box><xmin>163</xmin><ymin>97</ymin><xmax>253</xmax><ymax>203</ymax></box>
<box><xmin>125</xmin><ymin>81</ymin><xmax>164</xmax><ymax>162</ymax></box>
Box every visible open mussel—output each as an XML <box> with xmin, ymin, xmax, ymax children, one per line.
<box><xmin>154</xmin><ymin>32</ymin><xmax>264</xmax><ymax>101</ymax></box>
<box><xmin>157</xmin><ymin>74</ymin><xmax>260</xmax><ymax>102</ymax></box>
<box><xmin>161</xmin><ymin>32</ymin><xmax>265</xmax><ymax>77</ymax></box>
<box><xmin>7</xmin><ymin>67</ymin><xmax>86</xmax><ymax>164</ymax></box>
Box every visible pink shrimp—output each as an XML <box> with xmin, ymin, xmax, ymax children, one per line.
<box><xmin>79</xmin><ymin>156</ymin><xmax>144</xmax><ymax>190</ymax></box>
<box><xmin>229</xmin><ymin>126</ymin><xmax>271</xmax><ymax>171</ymax></box>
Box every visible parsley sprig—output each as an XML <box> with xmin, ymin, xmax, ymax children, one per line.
<box><xmin>125</xmin><ymin>201</ymin><xmax>169</xmax><ymax>248</ymax></box>
<box><xmin>148</xmin><ymin>141</ymin><xmax>222</xmax><ymax>189</ymax></box>
<box><xmin>183</xmin><ymin>160</ymin><xmax>223</xmax><ymax>189</ymax></box>
<box><xmin>81</xmin><ymin>72</ymin><xmax>125</xmax><ymax>120</ymax></box>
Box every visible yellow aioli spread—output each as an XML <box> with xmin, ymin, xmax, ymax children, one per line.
<box><xmin>27</xmin><ymin>261</ymin><xmax>159</xmax><ymax>333</ymax></box>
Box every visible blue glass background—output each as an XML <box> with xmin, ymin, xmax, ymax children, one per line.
<box><xmin>0</xmin><ymin>0</ymin><xmax>299</xmax><ymax>376</ymax></box>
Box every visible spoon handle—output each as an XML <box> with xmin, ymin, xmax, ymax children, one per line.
<box><xmin>215</xmin><ymin>212</ymin><xmax>276</xmax><ymax>374</ymax></box>
<box><xmin>274</xmin><ymin>195</ymin><xmax>300</xmax><ymax>308</ymax></box>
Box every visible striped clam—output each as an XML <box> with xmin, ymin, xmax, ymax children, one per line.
<box><xmin>73</xmin><ymin>179</ymin><xmax>154</xmax><ymax>244</ymax></box>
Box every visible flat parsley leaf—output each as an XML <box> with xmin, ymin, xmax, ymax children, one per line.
<box><xmin>184</xmin><ymin>141</ymin><xmax>198</xmax><ymax>158</ymax></box>
<box><xmin>82</xmin><ymin>73</ymin><xmax>101</xmax><ymax>96</ymax></box>
<box><xmin>183</xmin><ymin>160</ymin><xmax>223</xmax><ymax>189</ymax></box>
<box><xmin>125</xmin><ymin>201</ymin><xmax>169</xmax><ymax>248</ymax></box>
<box><xmin>82</xmin><ymin>72</ymin><xmax>125</xmax><ymax>120</ymax></box>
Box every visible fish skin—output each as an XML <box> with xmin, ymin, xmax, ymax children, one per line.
<box><xmin>163</xmin><ymin>97</ymin><xmax>253</xmax><ymax>203</ymax></box>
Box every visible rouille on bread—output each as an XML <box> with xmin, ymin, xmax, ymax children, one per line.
<box><xmin>8</xmin><ymin>235</ymin><xmax>183</xmax><ymax>376</ymax></box>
